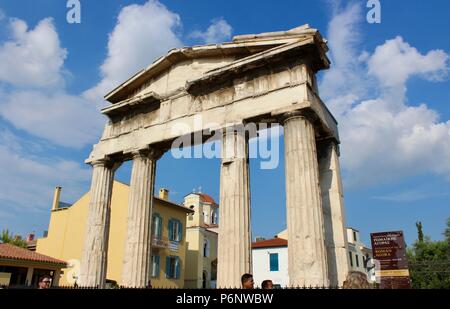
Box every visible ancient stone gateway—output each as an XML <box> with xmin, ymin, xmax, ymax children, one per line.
<box><xmin>79</xmin><ymin>24</ymin><xmax>350</xmax><ymax>288</ymax></box>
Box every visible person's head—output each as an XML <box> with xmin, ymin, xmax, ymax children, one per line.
<box><xmin>241</xmin><ymin>273</ymin><xmax>254</xmax><ymax>289</ymax></box>
<box><xmin>342</xmin><ymin>271</ymin><xmax>370</xmax><ymax>289</ymax></box>
<box><xmin>261</xmin><ymin>280</ymin><xmax>273</xmax><ymax>289</ymax></box>
<box><xmin>38</xmin><ymin>275</ymin><xmax>52</xmax><ymax>289</ymax></box>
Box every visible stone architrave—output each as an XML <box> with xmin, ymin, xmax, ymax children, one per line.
<box><xmin>283</xmin><ymin>113</ymin><xmax>329</xmax><ymax>287</ymax></box>
<box><xmin>217</xmin><ymin>127</ymin><xmax>252</xmax><ymax>288</ymax></box>
<box><xmin>122</xmin><ymin>149</ymin><xmax>162</xmax><ymax>288</ymax></box>
<box><xmin>79</xmin><ymin>159</ymin><xmax>118</xmax><ymax>288</ymax></box>
<box><xmin>319</xmin><ymin>140</ymin><xmax>350</xmax><ymax>286</ymax></box>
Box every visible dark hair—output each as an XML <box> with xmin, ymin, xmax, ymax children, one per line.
<box><xmin>342</xmin><ymin>271</ymin><xmax>370</xmax><ymax>289</ymax></box>
<box><xmin>38</xmin><ymin>275</ymin><xmax>51</xmax><ymax>282</ymax></box>
<box><xmin>241</xmin><ymin>273</ymin><xmax>253</xmax><ymax>285</ymax></box>
<box><xmin>261</xmin><ymin>280</ymin><xmax>272</xmax><ymax>288</ymax></box>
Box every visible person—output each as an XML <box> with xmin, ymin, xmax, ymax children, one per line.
<box><xmin>342</xmin><ymin>271</ymin><xmax>371</xmax><ymax>289</ymax></box>
<box><xmin>38</xmin><ymin>275</ymin><xmax>52</xmax><ymax>289</ymax></box>
<box><xmin>241</xmin><ymin>273</ymin><xmax>254</xmax><ymax>289</ymax></box>
<box><xmin>261</xmin><ymin>280</ymin><xmax>273</xmax><ymax>289</ymax></box>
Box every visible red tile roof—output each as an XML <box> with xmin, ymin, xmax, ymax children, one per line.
<box><xmin>198</xmin><ymin>193</ymin><xmax>218</xmax><ymax>206</ymax></box>
<box><xmin>0</xmin><ymin>243</ymin><xmax>66</xmax><ymax>266</ymax></box>
<box><xmin>252</xmin><ymin>237</ymin><xmax>288</xmax><ymax>249</ymax></box>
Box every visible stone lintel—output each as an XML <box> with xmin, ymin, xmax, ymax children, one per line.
<box><xmin>101</xmin><ymin>91</ymin><xmax>162</xmax><ymax>118</ymax></box>
<box><xmin>86</xmin><ymin>82</ymin><xmax>312</xmax><ymax>164</ymax></box>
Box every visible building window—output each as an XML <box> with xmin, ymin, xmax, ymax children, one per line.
<box><xmin>211</xmin><ymin>209</ymin><xmax>218</xmax><ymax>225</ymax></box>
<box><xmin>166</xmin><ymin>256</ymin><xmax>181</xmax><ymax>279</ymax></box>
<box><xmin>204</xmin><ymin>210</ymin><xmax>209</xmax><ymax>224</ymax></box>
<box><xmin>355</xmin><ymin>254</ymin><xmax>359</xmax><ymax>268</ymax></box>
<box><xmin>152</xmin><ymin>213</ymin><xmax>162</xmax><ymax>239</ymax></box>
<box><xmin>188</xmin><ymin>206</ymin><xmax>194</xmax><ymax>221</ymax></box>
<box><xmin>151</xmin><ymin>255</ymin><xmax>160</xmax><ymax>278</ymax></box>
<box><xmin>353</xmin><ymin>231</ymin><xmax>357</xmax><ymax>242</ymax></box>
<box><xmin>168</xmin><ymin>218</ymin><xmax>182</xmax><ymax>242</ymax></box>
<box><xmin>269</xmin><ymin>253</ymin><xmax>279</xmax><ymax>272</ymax></box>
<box><xmin>203</xmin><ymin>238</ymin><xmax>210</xmax><ymax>257</ymax></box>
<box><xmin>349</xmin><ymin>251</ymin><xmax>353</xmax><ymax>267</ymax></box>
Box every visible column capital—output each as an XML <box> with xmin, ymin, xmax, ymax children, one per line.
<box><xmin>131</xmin><ymin>147</ymin><xmax>164</xmax><ymax>161</ymax></box>
<box><xmin>280</xmin><ymin>109</ymin><xmax>317</xmax><ymax>125</ymax></box>
<box><xmin>90</xmin><ymin>157</ymin><xmax>121</xmax><ymax>170</ymax></box>
<box><xmin>317</xmin><ymin>138</ymin><xmax>340</xmax><ymax>157</ymax></box>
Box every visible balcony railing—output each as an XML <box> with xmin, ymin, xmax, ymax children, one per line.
<box><xmin>151</xmin><ymin>235</ymin><xmax>169</xmax><ymax>248</ymax></box>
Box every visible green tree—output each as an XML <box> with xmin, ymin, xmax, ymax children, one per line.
<box><xmin>445</xmin><ymin>218</ymin><xmax>450</xmax><ymax>243</ymax></box>
<box><xmin>0</xmin><ymin>229</ymin><xmax>28</xmax><ymax>248</ymax></box>
<box><xmin>407</xmin><ymin>220</ymin><xmax>450</xmax><ymax>289</ymax></box>
<box><xmin>416</xmin><ymin>221</ymin><xmax>424</xmax><ymax>242</ymax></box>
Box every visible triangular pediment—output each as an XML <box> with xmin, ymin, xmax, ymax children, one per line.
<box><xmin>105</xmin><ymin>24</ymin><xmax>328</xmax><ymax>104</ymax></box>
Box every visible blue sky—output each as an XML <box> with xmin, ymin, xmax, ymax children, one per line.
<box><xmin>0</xmin><ymin>0</ymin><xmax>449</xmax><ymax>247</ymax></box>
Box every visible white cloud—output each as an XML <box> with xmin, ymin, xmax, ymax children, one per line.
<box><xmin>0</xmin><ymin>0</ymin><xmax>236</xmax><ymax>231</ymax></box>
<box><xmin>189</xmin><ymin>18</ymin><xmax>233</xmax><ymax>44</ymax></box>
<box><xmin>0</xmin><ymin>13</ymin><xmax>95</xmax><ymax>226</ymax></box>
<box><xmin>0</xmin><ymin>15</ymin><xmax>104</xmax><ymax>149</ymax></box>
<box><xmin>0</xmin><ymin>90</ymin><xmax>104</xmax><ymax>148</ymax></box>
<box><xmin>84</xmin><ymin>0</ymin><xmax>183</xmax><ymax>101</ymax></box>
<box><xmin>368</xmin><ymin>36</ymin><xmax>449</xmax><ymax>88</ymax></box>
<box><xmin>0</xmin><ymin>129</ymin><xmax>91</xmax><ymax>213</ymax></box>
<box><xmin>372</xmin><ymin>188</ymin><xmax>448</xmax><ymax>203</ymax></box>
<box><xmin>0</xmin><ymin>17</ymin><xmax>67</xmax><ymax>88</ymax></box>
<box><xmin>320</xmin><ymin>3</ymin><xmax>450</xmax><ymax>187</ymax></box>
<box><xmin>320</xmin><ymin>3</ymin><xmax>366</xmax><ymax>101</ymax></box>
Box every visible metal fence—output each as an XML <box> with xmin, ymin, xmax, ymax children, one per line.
<box><xmin>1</xmin><ymin>284</ymin><xmax>349</xmax><ymax>289</ymax></box>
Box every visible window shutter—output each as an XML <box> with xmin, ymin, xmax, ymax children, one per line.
<box><xmin>168</xmin><ymin>219</ymin><xmax>174</xmax><ymax>240</ymax></box>
<box><xmin>157</xmin><ymin>216</ymin><xmax>162</xmax><ymax>238</ymax></box>
<box><xmin>166</xmin><ymin>256</ymin><xmax>170</xmax><ymax>278</ymax></box>
<box><xmin>175</xmin><ymin>257</ymin><xmax>180</xmax><ymax>279</ymax></box>
<box><xmin>177</xmin><ymin>220</ymin><xmax>182</xmax><ymax>242</ymax></box>
<box><xmin>151</xmin><ymin>255</ymin><xmax>155</xmax><ymax>277</ymax></box>
<box><xmin>269</xmin><ymin>253</ymin><xmax>279</xmax><ymax>271</ymax></box>
<box><xmin>156</xmin><ymin>255</ymin><xmax>160</xmax><ymax>277</ymax></box>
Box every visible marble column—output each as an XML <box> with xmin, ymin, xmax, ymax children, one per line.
<box><xmin>121</xmin><ymin>148</ymin><xmax>162</xmax><ymax>288</ymax></box>
<box><xmin>217</xmin><ymin>128</ymin><xmax>252</xmax><ymax>288</ymax></box>
<box><xmin>319</xmin><ymin>140</ymin><xmax>350</xmax><ymax>286</ymax></box>
<box><xmin>283</xmin><ymin>112</ymin><xmax>329</xmax><ymax>287</ymax></box>
<box><xmin>79</xmin><ymin>159</ymin><xmax>117</xmax><ymax>288</ymax></box>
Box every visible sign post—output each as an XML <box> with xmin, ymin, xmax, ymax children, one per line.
<box><xmin>370</xmin><ymin>231</ymin><xmax>411</xmax><ymax>289</ymax></box>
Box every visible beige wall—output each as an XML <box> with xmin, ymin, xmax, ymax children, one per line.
<box><xmin>37</xmin><ymin>181</ymin><xmax>189</xmax><ymax>288</ymax></box>
<box><xmin>185</xmin><ymin>228</ymin><xmax>201</xmax><ymax>288</ymax></box>
<box><xmin>185</xmin><ymin>228</ymin><xmax>218</xmax><ymax>288</ymax></box>
<box><xmin>184</xmin><ymin>193</ymin><xmax>219</xmax><ymax>288</ymax></box>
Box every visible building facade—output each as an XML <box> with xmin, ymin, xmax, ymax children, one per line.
<box><xmin>184</xmin><ymin>192</ymin><xmax>219</xmax><ymax>288</ymax></box>
<box><xmin>253</xmin><ymin>228</ymin><xmax>375</xmax><ymax>287</ymax></box>
<box><xmin>346</xmin><ymin>227</ymin><xmax>376</xmax><ymax>282</ymax></box>
<box><xmin>37</xmin><ymin>183</ymin><xmax>192</xmax><ymax>287</ymax></box>
<box><xmin>252</xmin><ymin>236</ymin><xmax>288</xmax><ymax>288</ymax></box>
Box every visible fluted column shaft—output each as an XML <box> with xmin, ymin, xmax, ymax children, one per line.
<box><xmin>217</xmin><ymin>129</ymin><xmax>252</xmax><ymax>288</ymax></box>
<box><xmin>319</xmin><ymin>140</ymin><xmax>350</xmax><ymax>286</ymax></box>
<box><xmin>121</xmin><ymin>149</ymin><xmax>160</xmax><ymax>288</ymax></box>
<box><xmin>79</xmin><ymin>160</ymin><xmax>116</xmax><ymax>288</ymax></box>
<box><xmin>283</xmin><ymin>114</ymin><xmax>329</xmax><ymax>287</ymax></box>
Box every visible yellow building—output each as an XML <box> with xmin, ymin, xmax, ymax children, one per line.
<box><xmin>36</xmin><ymin>181</ymin><xmax>193</xmax><ymax>288</ymax></box>
<box><xmin>184</xmin><ymin>192</ymin><xmax>219</xmax><ymax>288</ymax></box>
